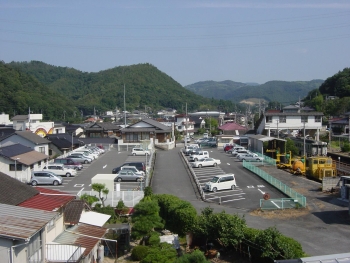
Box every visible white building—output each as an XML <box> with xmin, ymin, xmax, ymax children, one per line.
<box><xmin>257</xmin><ymin>105</ymin><xmax>323</xmax><ymax>140</ymax></box>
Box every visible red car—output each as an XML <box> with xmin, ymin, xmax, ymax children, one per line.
<box><xmin>224</xmin><ymin>145</ymin><xmax>233</xmax><ymax>152</ymax></box>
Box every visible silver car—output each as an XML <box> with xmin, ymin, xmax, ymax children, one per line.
<box><xmin>114</xmin><ymin>170</ymin><xmax>144</xmax><ymax>182</ymax></box>
<box><xmin>67</xmin><ymin>153</ymin><xmax>93</xmax><ymax>164</ymax></box>
<box><xmin>29</xmin><ymin>171</ymin><xmax>63</xmax><ymax>186</ymax></box>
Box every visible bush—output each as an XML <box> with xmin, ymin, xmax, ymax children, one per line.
<box><xmin>147</xmin><ymin>232</ymin><xmax>160</xmax><ymax>247</ymax></box>
<box><xmin>131</xmin><ymin>245</ymin><xmax>149</xmax><ymax>261</ymax></box>
<box><xmin>341</xmin><ymin>142</ymin><xmax>350</xmax><ymax>152</ymax></box>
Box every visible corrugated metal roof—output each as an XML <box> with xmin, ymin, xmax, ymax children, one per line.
<box><xmin>53</xmin><ymin>223</ymin><xmax>107</xmax><ymax>256</ymax></box>
<box><xmin>0</xmin><ymin>172</ymin><xmax>39</xmax><ymax>205</ymax></box>
<box><xmin>0</xmin><ymin>203</ymin><xmax>58</xmax><ymax>240</ymax></box>
<box><xmin>18</xmin><ymin>187</ymin><xmax>75</xmax><ymax>211</ymax></box>
<box><xmin>64</xmin><ymin>200</ymin><xmax>90</xmax><ymax>225</ymax></box>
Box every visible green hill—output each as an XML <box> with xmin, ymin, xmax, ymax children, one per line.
<box><xmin>7</xmin><ymin>61</ymin><xmax>224</xmax><ymax>116</ymax></box>
<box><xmin>185</xmin><ymin>79</ymin><xmax>324</xmax><ymax>104</ymax></box>
<box><xmin>0</xmin><ymin>62</ymin><xmax>78</xmax><ymax>121</ymax></box>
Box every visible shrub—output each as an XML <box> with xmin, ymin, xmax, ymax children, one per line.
<box><xmin>131</xmin><ymin>245</ymin><xmax>149</xmax><ymax>261</ymax></box>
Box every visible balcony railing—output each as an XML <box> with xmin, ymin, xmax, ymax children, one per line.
<box><xmin>45</xmin><ymin>243</ymin><xmax>83</xmax><ymax>263</ymax></box>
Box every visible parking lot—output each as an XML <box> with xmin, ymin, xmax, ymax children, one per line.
<box><xmin>39</xmin><ymin>148</ymin><xmax>147</xmax><ymax>194</ymax></box>
<box><xmin>182</xmin><ymin>146</ymin><xmax>288</xmax><ymax>210</ymax></box>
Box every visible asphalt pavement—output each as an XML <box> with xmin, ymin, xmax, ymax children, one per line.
<box><xmin>152</xmin><ymin>143</ymin><xmax>350</xmax><ymax>257</ymax></box>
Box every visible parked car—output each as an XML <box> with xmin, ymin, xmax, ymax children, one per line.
<box><xmin>54</xmin><ymin>158</ymin><xmax>83</xmax><ymax>170</ymax></box>
<box><xmin>112</xmin><ymin>165</ymin><xmax>145</xmax><ymax>175</ymax></box>
<box><xmin>43</xmin><ymin>163</ymin><xmax>77</xmax><ymax>177</ymax></box>
<box><xmin>114</xmin><ymin>170</ymin><xmax>144</xmax><ymax>182</ymax></box>
<box><xmin>29</xmin><ymin>171</ymin><xmax>63</xmax><ymax>186</ymax></box>
<box><xmin>237</xmin><ymin>153</ymin><xmax>263</xmax><ymax>162</ymax></box>
<box><xmin>189</xmin><ymin>150</ymin><xmax>209</xmax><ymax>162</ymax></box>
<box><xmin>204</xmin><ymin>174</ymin><xmax>237</xmax><ymax>192</ymax></box>
<box><xmin>224</xmin><ymin>145</ymin><xmax>234</xmax><ymax>152</ymax></box>
<box><xmin>122</xmin><ymin>162</ymin><xmax>146</xmax><ymax>172</ymax></box>
<box><xmin>232</xmin><ymin>149</ymin><xmax>249</xmax><ymax>156</ymax></box>
<box><xmin>132</xmin><ymin>148</ymin><xmax>150</xmax><ymax>156</ymax></box>
<box><xmin>191</xmin><ymin>157</ymin><xmax>221</xmax><ymax>168</ymax></box>
<box><xmin>74</xmin><ymin>149</ymin><xmax>99</xmax><ymax>160</ymax></box>
<box><xmin>67</xmin><ymin>153</ymin><xmax>93</xmax><ymax>164</ymax></box>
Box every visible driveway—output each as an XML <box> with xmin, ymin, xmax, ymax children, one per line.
<box><xmin>152</xmin><ymin>144</ymin><xmax>350</xmax><ymax>256</ymax></box>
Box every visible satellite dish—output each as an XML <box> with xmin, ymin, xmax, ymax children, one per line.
<box><xmin>263</xmin><ymin>193</ymin><xmax>270</xmax><ymax>200</ymax></box>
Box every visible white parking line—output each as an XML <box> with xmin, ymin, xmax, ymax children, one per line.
<box><xmin>258</xmin><ymin>188</ymin><xmax>265</xmax><ymax>194</ymax></box>
<box><xmin>221</xmin><ymin>197</ymin><xmax>245</xmax><ymax>203</ymax></box>
<box><xmin>74</xmin><ymin>184</ymin><xmax>84</xmax><ymax>187</ymax></box>
<box><xmin>103</xmin><ymin>164</ymin><xmax>107</xmax><ymax>169</ymax></box>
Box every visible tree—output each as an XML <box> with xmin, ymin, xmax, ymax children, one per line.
<box><xmin>131</xmin><ymin>199</ymin><xmax>164</xmax><ymax>239</ymax></box>
<box><xmin>285</xmin><ymin>138</ymin><xmax>299</xmax><ymax>157</ymax></box>
<box><xmin>175</xmin><ymin>249</ymin><xmax>210</xmax><ymax>263</ymax></box>
<box><xmin>91</xmin><ymin>183</ymin><xmax>109</xmax><ymax>207</ymax></box>
<box><xmin>141</xmin><ymin>242</ymin><xmax>177</xmax><ymax>263</ymax></box>
<box><xmin>79</xmin><ymin>193</ymin><xmax>99</xmax><ymax>207</ymax></box>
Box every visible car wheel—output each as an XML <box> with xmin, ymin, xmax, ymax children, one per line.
<box><xmin>195</xmin><ymin>158</ymin><xmax>198</xmax><ymax>161</ymax></box>
<box><xmin>53</xmin><ymin>180</ymin><xmax>59</xmax><ymax>186</ymax></box>
<box><xmin>31</xmin><ymin>180</ymin><xmax>38</xmax><ymax>186</ymax></box>
<box><xmin>212</xmin><ymin>187</ymin><xmax>217</xmax><ymax>193</ymax></box>
<box><xmin>198</xmin><ymin>164</ymin><xmax>202</xmax><ymax>168</ymax></box>
<box><xmin>132</xmin><ymin>153</ymin><xmax>136</xmax><ymax>156</ymax></box>
<box><xmin>66</xmin><ymin>173</ymin><xmax>71</xmax><ymax>177</ymax></box>
<box><xmin>213</xmin><ymin>163</ymin><xmax>217</xmax><ymax>167</ymax></box>
<box><xmin>74</xmin><ymin>167</ymin><xmax>79</xmax><ymax>170</ymax></box>
<box><xmin>117</xmin><ymin>178</ymin><xmax>122</xmax><ymax>182</ymax></box>
<box><xmin>84</xmin><ymin>160</ymin><xmax>88</xmax><ymax>164</ymax></box>
<box><xmin>231</xmin><ymin>185</ymin><xmax>236</xmax><ymax>190</ymax></box>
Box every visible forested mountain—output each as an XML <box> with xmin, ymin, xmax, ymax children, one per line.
<box><xmin>0</xmin><ymin>62</ymin><xmax>78</xmax><ymax>121</ymax></box>
<box><xmin>185</xmin><ymin>79</ymin><xmax>324</xmax><ymax>104</ymax></box>
<box><xmin>185</xmin><ymin>80</ymin><xmax>247</xmax><ymax>100</ymax></box>
<box><xmin>4</xmin><ymin>61</ymin><xmax>240</xmax><ymax>119</ymax></box>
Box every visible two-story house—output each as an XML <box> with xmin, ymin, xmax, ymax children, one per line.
<box><xmin>0</xmin><ymin>143</ymin><xmax>49</xmax><ymax>182</ymax></box>
<box><xmin>257</xmin><ymin>104</ymin><xmax>324</xmax><ymax>140</ymax></box>
<box><xmin>175</xmin><ymin>114</ymin><xmax>195</xmax><ymax>136</ymax></box>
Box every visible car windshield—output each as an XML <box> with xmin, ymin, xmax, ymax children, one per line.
<box><xmin>210</xmin><ymin>177</ymin><xmax>219</xmax><ymax>183</ymax></box>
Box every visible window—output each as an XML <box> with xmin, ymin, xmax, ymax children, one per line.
<box><xmin>301</xmin><ymin>116</ymin><xmax>308</xmax><ymax>123</ymax></box>
<box><xmin>315</xmin><ymin>116</ymin><xmax>321</xmax><ymax>122</ymax></box>
<box><xmin>9</xmin><ymin>164</ymin><xmax>22</xmax><ymax>171</ymax></box>
<box><xmin>279</xmin><ymin>116</ymin><xmax>286</xmax><ymax>123</ymax></box>
<box><xmin>39</xmin><ymin>146</ymin><xmax>45</xmax><ymax>153</ymax></box>
<box><xmin>266</xmin><ymin>116</ymin><xmax>272</xmax><ymax>123</ymax></box>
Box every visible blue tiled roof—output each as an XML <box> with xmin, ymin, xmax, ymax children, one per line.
<box><xmin>0</xmin><ymin>143</ymin><xmax>32</xmax><ymax>158</ymax></box>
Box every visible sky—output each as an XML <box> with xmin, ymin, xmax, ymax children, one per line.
<box><xmin>0</xmin><ymin>0</ymin><xmax>349</xmax><ymax>86</ymax></box>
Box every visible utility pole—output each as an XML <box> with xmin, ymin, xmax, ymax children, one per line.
<box><xmin>124</xmin><ymin>83</ymin><xmax>126</xmax><ymax>127</ymax></box>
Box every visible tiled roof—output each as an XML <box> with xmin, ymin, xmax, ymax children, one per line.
<box><xmin>54</xmin><ymin>223</ymin><xmax>107</xmax><ymax>256</ymax></box>
<box><xmin>0</xmin><ymin>172</ymin><xmax>39</xmax><ymax>205</ymax></box>
<box><xmin>48</xmin><ymin>137</ymin><xmax>73</xmax><ymax>149</ymax></box>
<box><xmin>18</xmin><ymin>187</ymin><xmax>75</xmax><ymax>212</ymax></box>
<box><xmin>0</xmin><ymin>130</ymin><xmax>51</xmax><ymax>144</ymax></box>
<box><xmin>0</xmin><ymin>143</ymin><xmax>33</xmax><ymax>157</ymax></box>
<box><xmin>15</xmin><ymin>130</ymin><xmax>51</xmax><ymax>144</ymax></box>
<box><xmin>0</xmin><ymin>203</ymin><xmax>58</xmax><ymax>240</ymax></box>
<box><xmin>64</xmin><ymin>200</ymin><xmax>91</xmax><ymax>225</ymax></box>
<box><xmin>125</xmin><ymin>118</ymin><xmax>171</xmax><ymax>131</ymax></box>
<box><xmin>219</xmin><ymin>122</ymin><xmax>247</xmax><ymax>131</ymax></box>
<box><xmin>11</xmin><ymin>150</ymin><xmax>49</xmax><ymax>166</ymax></box>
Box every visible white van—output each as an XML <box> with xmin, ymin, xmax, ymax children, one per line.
<box><xmin>204</xmin><ymin>174</ymin><xmax>237</xmax><ymax>192</ymax></box>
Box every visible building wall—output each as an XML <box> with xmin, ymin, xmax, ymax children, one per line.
<box><xmin>46</xmin><ymin>214</ymin><xmax>64</xmax><ymax>243</ymax></box>
<box><xmin>0</xmin><ymin>156</ymin><xmax>46</xmax><ymax>183</ymax></box>
<box><xmin>0</xmin><ymin>238</ymin><xmax>11</xmax><ymax>263</ymax></box>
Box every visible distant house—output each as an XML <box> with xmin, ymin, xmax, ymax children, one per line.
<box><xmin>120</xmin><ymin>118</ymin><xmax>173</xmax><ymax>146</ymax></box>
<box><xmin>11</xmin><ymin>113</ymin><xmax>58</xmax><ymax>136</ymax></box>
<box><xmin>0</xmin><ymin>143</ymin><xmax>49</xmax><ymax>182</ymax></box>
<box><xmin>175</xmin><ymin>114</ymin><xmax>195</xmax><ymax>136</ymax></box>
<box><xmin>84</xmin><ymin>122</ymin><xmax>121</xmax><ymax>138</ymax></box>
<box><xmin>329</xmin><ymin>112</ymin><xmax>350</xmax><ymax>135</ymax></box>
<box><xmin>0</xmin><ymin>130</ymin><xmax>51</xmax><ymax>155</ymax></box>
<box><xmin>45</xmin><ymin>133</ymin><xmax>83</xmax><ymax>157</ymax></box>
<box><xmin>256</xmin><ymin>104</ymin><xmax>324</xmax><ymax>140</ymax></box>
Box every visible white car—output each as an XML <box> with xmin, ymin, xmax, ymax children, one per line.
<box><xmin>191</xmin><ymin>157</ymin><xmax>221</xmax><ymax>168</ymax></box>
<box><xmin>43</xmin><ymin>163</ymin><xmax>77</xmax><ymax>177</ymax></box>
<box><xmin>238</xmin><ymin>153</ymin><xmax>263</xmax><ymax>162</ymax></box>
<box><xmin>132</xmin><ymin>148</ymin><xmax>150</xmax><ymax>156</ymax></box>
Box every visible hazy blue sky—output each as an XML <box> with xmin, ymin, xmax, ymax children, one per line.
<box><xmin>1</xmin><ymin>0</ymin><xmax>349</xmax><ymax>86</ymax></box>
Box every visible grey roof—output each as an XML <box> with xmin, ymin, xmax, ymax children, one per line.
<box><xmin>0</xmin><ymin>143</ymin><xmax>33</xmax><ymax>157</ymax></box>
<box><xmin>11</xmin><ymin>115</ymin><xmax>29</xmax><ymax>121</ymax></box>
<box><xmin>125</xmin><ymin>119</ymin><xmax>171</xmax><ymax>132</ymax></box>
<box><xmin>64</xmin><ymin>200</ymin><xmax>90</xmax><ymax>225</ymax></box>
<box><xmin>0</xmin><ymin>203</ymin><xmax>58</xmax><ymax>240</ymax></box>
<box><xmin>48</xmin><ymin>137</ymin><xmax>73</xmax><ymax>149</ymax></box>
<box><xmin>0</xmin><ymin>172</ymin><xmax>39</xmax><ymax>205</ymax></box>
<box><xmin>85</xmin><ymin>122</ymin><xmax>120</xmax><ymax>130</ymax></box>
<box><xmin>0</xmin><ymin>130</ymin><xmax>51</xmax><ymax>144</ymax></box>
